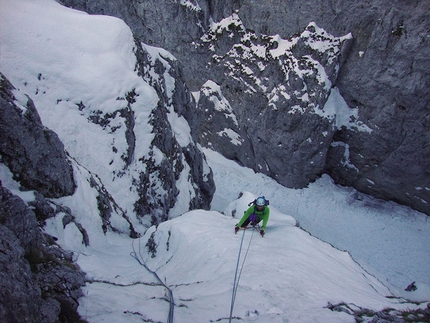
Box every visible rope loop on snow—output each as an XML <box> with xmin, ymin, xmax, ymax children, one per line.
<box><xmin>131</xmin><ymin>239</ymin><xmax>175</xmax><ymax>323</ymax></box>
<box><xmin>229</xmin><ymin>226</ymin><xmax>256</xmax><ymax>322</ymax></box>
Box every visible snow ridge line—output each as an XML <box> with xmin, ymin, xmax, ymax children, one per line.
<box><xmin>130</xmin><ymin>240</ymin><xmax>175</xmax><ymax>323</ymax></box>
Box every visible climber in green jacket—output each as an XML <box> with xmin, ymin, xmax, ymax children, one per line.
<box><xmin>235</xmin><ymin>196</ymin><xmax>270</xmax><ymax>237</ymax></box>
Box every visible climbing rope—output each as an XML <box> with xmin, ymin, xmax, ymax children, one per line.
<box><xmin>131</xmin><ymin>239</ymin><xmax>175</xmax><ymax>323</ymax></box>
<box><xmin>229</xmin><ymin>226</ymin><xmax>256</xmax><ymax>322</ymax></box>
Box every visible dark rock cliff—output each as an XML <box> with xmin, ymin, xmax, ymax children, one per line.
<box><xmin>59</xmin><ymin>0</ymin><xmax>429</xmax><ymax>215</ymax></box>
<box><xmin>0</xmin><ymin>2</ymin><xmax>427</xmax><ymax>321</ymax></box>
<box><xmin>0</xmin><ymin>74</ymin><xmax>76</xmax><ymax>198</ymax></box>
<box><xmin>1</xmin><ymin>73</ymin><xmax>86</xmax><ymax>322</ymax></box>
<box><xmin>0</xmin><ymin>184</ymin><xmax>87</xmax><ymax>323</ymax></box>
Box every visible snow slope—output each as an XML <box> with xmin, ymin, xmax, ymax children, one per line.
<box><xmin>41</xmin><ymin>185</ymin><xmax>427</xmax><ymax>323</ymax></box>
<box><xmin>41</xmin><ymin>148</ymin><xmax>429</xmax><ymax>322</ymax></box>
<box><xmin>207</xmin><ymin>149</ymin><xmax>430</xmax><ymax>300</ymax></box>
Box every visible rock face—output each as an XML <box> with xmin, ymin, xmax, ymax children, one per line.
<box><xmin>0</xmin><ymin>2</ymin><xmax>427</xmax><ymax>321</ymax></box>
<box><xmin>1</xmin><ymin>3</ymin><xmax>215</xmax><ymax>321</ymax></box>
<box><xmin>0</xmin><ymin>73</ymin><xmax>85</xmax><ymax>322</ymax></box>
<box><xmin>132</xmin><ymin>40</ymin><xmax>215</xmax><ymax>222</ymax></box>
<box><xmin>0</xmin><ymin>184</ymin><xmax>86</xmax><ymax>323</ymax></box>
<box><xmin>195</xmin><ymin>21</ymin><xmax>353</xmax><ymax>188</ymax></box>
<box><xmin>0</xmin><ymin>73</ymin><xmax>76</xmax><ymax>198</ymax></box>
<box><xmin>60</xmin><ymin>0</ymin><xmax>429</xmax><ymax>215</ymax></box>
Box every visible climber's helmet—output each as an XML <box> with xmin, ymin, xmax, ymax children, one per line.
<box><xmin>255</xmin><ymin>197</ymin><xmax>266</xmax><ymax>211</ymax></box>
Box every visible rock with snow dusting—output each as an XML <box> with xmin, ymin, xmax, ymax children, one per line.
<box><xmin>60</xmin><ymin>0</ymin><xmax>430</xmax><ymax>215</ymax></box>
<box><xmin>0</xmin><ymin>73</ymin><xmax>76</xmax><ymax>198</ymax></box>
<box><xmin>1</xmin><ymin>1</ymin><xmax>215</xmax><ymax>227</ymax></box>
<box><xmin>132</xmin><ymin>39</ymin><xmax>215</xmax><ymax>222</ymax></box>
<box><xmin>0</xmin><ymin>7</ymin><xmax>216</xmax><ymax>317</ymax></box>
<box><xmin>196</xmin><ymin>21</ymin><xmax>353</xmax><ymax>187</ymax></box>
<box><xmin>0</xmin><ymin>184</ymin><xmax>86</xmax><ymax>323</ymax></box>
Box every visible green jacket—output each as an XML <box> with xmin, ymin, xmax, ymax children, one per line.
<box><xmin>237</xmin><ymin>205</ymin><xmax>270</xmax><ymax>231</ymax></box>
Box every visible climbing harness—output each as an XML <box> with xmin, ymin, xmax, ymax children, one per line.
<box><xmin>131</xmin><ymin>239</ymin><xmax>174</xmax><ymax>323</ymax></box>
<box><xmin>229</xmin><ymin>225</ymin><xmax>258</xmax><ymax>322</ymax></box>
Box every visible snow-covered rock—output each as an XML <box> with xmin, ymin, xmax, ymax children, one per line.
<box><xmin>61</xmin><ymin>0</ymin><xmax>430</xmax><ymax>216</ymax></box>
<box><xmin>1</xmin><ymin>1</ymin><xmax>429</xmax><ymax>322</ymax></box>
<box><xmin>0</xmin><ymin>0</ymin><xmax>214</xmax><ymax>228</ymax></box>
<box><xmin>0</xmin><ymin>72</ymin><xmax>76</xmax><ymax>198</ymax></box>
<box><xmin>195</xmin><ymin>21</ymin><xmax>353</xmax><ymax>188</ymax></box>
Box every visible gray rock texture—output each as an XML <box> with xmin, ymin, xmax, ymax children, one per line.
<box><xmin>59</xmin><ymin>0</ymin><xmax>429</xmax><ymax>215</ymax></box>
<box><xmin>195</xmin><ymin>22</ymin><xmax>353</xmax><ymax>188</ymax></box>
<box><xmin>326</xmin><ymin>301</ymin><xmax>430</xmax><ymax>323</ymax></box>
<box><xmin>132</xmin><ymin>39</ymin><xmax>215</xmax><ymax>224</ymax></box>
<box><xmin>0</xmin><ymin>73</ymin><xmax>76</xmax><ymax>198</ymax></box>
<box><xmin>0</xmin><ymin>184</ymin><xmax>86</xmax><ymax>323</ymax></box>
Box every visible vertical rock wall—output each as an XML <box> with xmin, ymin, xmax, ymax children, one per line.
<box><xmin>55</xmin><ymin>0</ymin><xmax>430</xmax><ymax>215</ymax></box>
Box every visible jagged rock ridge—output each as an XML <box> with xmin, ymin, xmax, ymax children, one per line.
<box><xmin>1</xmin><ymin>3</ymin><xmax>215</xmax><ymax>226</ymax></box>
<box><xmin>195</xmin><ymin>19</ymin><xmax>354</xmax><ymax>187</ymax></box>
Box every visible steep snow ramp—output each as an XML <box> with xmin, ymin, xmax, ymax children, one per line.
<box><xmin>40</xmin><ymin>184</ymin><xmax>424</xmax><ymax>322</ymax></box>
<box><xmin>108</xmin><ymin>207</ymin><xmax>410</xmax><ymax>323</ymax></box>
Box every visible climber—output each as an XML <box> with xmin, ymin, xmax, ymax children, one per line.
<box><xmin>235</xmin><ymin>196</ymin><xmax>270</xmax><ymax>237</ymax></box>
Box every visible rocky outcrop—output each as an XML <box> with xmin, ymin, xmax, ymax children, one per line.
<box><xmin>0</xmin><ymin>73</ymin><xmax>85</xmax><ymax>322</ymax></box>
<box><xmin>0</xmin><ymin>184</ymin><xmax>86</xmax><ymax>323</ymax></box>
<box><xmin>1</xmin><ymin>57</ymin><xmax>211</xmax><ymax>319</ymax></box>
<box><xmin>59</xmin><ymin>0</ymin><xmax>429</xmax><ymax>215</ymax></box>
<box><xmin>2</xmin><ymin>3</ymin><xmax>215</xmax><ymax>225</ymax></box>
<box><xmin>195</xmin><ymin>21</ymin><xmax>353</xmax><ymax>187</ymax></box>
<box><xmin>0</xmin><ymin>73</ymin><xmax>76</xmax><ymax>198</ymax></box>
<box><xmin>326</xmin><ymin>301</ymin><xmax>430</xmax><ymax>323</ymax></box>
<box><xmin>321</xmin><ymin>1</ymin><xmax>430</xmax><ymax>216</ymax></box>
<box><xmin>131</xmin><ymin>39</ymin><xmax>215</xmax><ymax>224</ymax></box>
